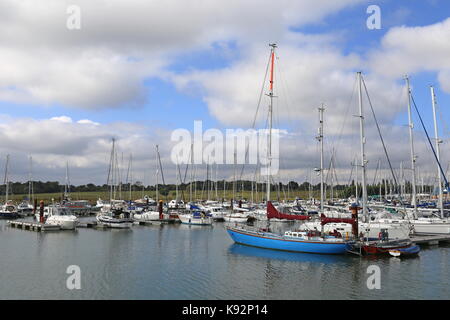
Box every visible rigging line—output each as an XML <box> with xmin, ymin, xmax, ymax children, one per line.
<box><xmin>361</xmin><ymin>76</ymin><xmax>399</xmax><ymax>187</ymax></box>
<box><xmin>329</xmin><ymin>75</ymin><xmax>358</xmax><ymax>164</ymax></box>
<box><xmin>372</xmin><ymin>159</ymin><xmax>380</xmax><ymax>186</ymax></box>
<box><xmin>411</xmin><ymin>94</ymin><xmax>449</xmax><ymax>189</ymax></box>
<box><xmin>277</xmin><ymin>54</ymin><xmax>301</xmax><ymax>135</ymax></box>
<box><xmin>156</xmin><ymin>146</ymin><xmax>166</xmax><ymax>185</ymax></box>
<box><xmin>332</xmin><ymin>153</ymin><xmax>340</xmax><ymax>186</ymax></box>
<box><xmin>347</xmin><ymin>156</ymin><xmax>354</xmax><ymax>186</ymax></box>
<box><xmin>182</xmin><ymin>147</ymin><xmax>191</xmax><ymax>184</ymax></box>
<box><xmin>238</xmin><ymin>50</ymin><xmax>272</xmax><ymax>180</ymax></box>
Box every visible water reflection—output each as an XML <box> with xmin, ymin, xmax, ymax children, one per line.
<box><xmin>228</xmin><ymin>243</ymin><xmax>348</xmax><ymax>264</ymax></box>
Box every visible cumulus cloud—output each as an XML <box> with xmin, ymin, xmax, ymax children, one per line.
<box><xmin>370</xmin><ymin>18</ymin><xmax>450</xmax><ymax>92</ymax></box>
<box><xmin>50</xmin><ymin>116</ymin><xmax>73</xmax><ymax>123</ymax></box>
<box><xmin>0</xmin><ymin>0</ymin><xmax>367</xmax><ymax>109</ymax></box>
<box><xmin>171</xmin><ymin>39</ymin><xmax>404</xmax><ymax>135</ymax></box>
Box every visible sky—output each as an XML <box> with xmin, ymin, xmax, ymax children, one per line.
<box><xmin>1</xmin><ymin>0</ymin><xmax>450</xmax><ymax>188</ymax></box>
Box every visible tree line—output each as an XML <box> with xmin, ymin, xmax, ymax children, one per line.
<box><xmin>1</xmin><ymin>179</ymin><xmax>431</xmax><ymax>199</ymax></box>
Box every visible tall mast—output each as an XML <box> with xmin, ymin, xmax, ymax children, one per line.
<box><xmin>266</xmin><ymin>43</ymin><xmax>276</xmax><ymax>203</ymax></box>
<box><xmin>308</xmin><ymin>168</ymin><xmax>312</xmax><ymax>201</ymax></box>
<box><xmin>318</xmin><ymin>105</ymin><xmax>325</xmax><ymax>214</ymax></box>
<box><xmin>357</xmin><ymin>72</ymin><xmax>368</xmax><ymax>220</ymax></box>
<box><xmin>155</xmin><ymin>145</ymin><xmax>159</xmax><ymax>203</ymax></box>
<box><xmin>405</xmin><ymin>76</ymin><xmax>418</xmax><ymax>218</ymax></box>
<box><xmin>190</xmin><ymin>143</ymin><xmax>193</xmax><ymax>203</ymax></box>
<box><xmin>128</xmin><ymin>154</ymin><xmax>133</xmax><ymax>201</ymax></box>
<box><xmin>430</xmin><ymin>85</ymin><xmax>444</xmax><ymax>218</ymax></box>
<box><xmin>355</xmin><ymin>157</ymin><xmax>358</xmax><ymax>203</ymax></box>
<box><xmin>176</xmin><ymin>160</ymin><xmax>179</xmax><ymax>202</ymax></box>
<box><xmin>109</xmin><ymin>138</ymin><xmax>115</xmax><ymax>202</ymax></box>
<box><xmin>400</xmin><ymin>161</ymin><xmax>404</xmax><ymax>196</ymax></box>
<box><xmin>215</xmin><ymin>163</ymin><xmax>218</xmax><ymax>201</ymax></box>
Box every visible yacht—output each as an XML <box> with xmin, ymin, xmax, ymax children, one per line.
<box><xmin>0</xmin><ymin>201</ymin><xmax>20</xmax><ymax>219</ymax></box>
<box><xmin>41</xmin><ymin>205</ymin><xmax>78</xmax><ymax>230</ymax></box>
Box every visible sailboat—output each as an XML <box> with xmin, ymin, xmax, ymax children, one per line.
<box><xmin>0</xmin><ymin>155</ymin><xmax>19</xmax><ymax>219</ymax></box>
<box><xmin>408</xmin><ymin>85</ymin><xmax>450</xmax><ymax>234</ymax></box>
<box><xmin>133</xmin><ymin>147</ymin><xmax>161</xmax><ymax>222</ymax></box>
<box><xmin>226</xmin><ymin>44</ymin><xmax>352</xmax><ymax>254</ymax></box>
<box><xmin>348</xmin><ymin>73</ymin><xmax>419</xmax><ymax>256</ymax></box>
<box><xmin>96</xmin><ymin>139</ymin><xmax>133</xmax><ymax>228</ymax></box>
<box><xmin>18</xmin><ymin>156</ymin><xmax>34</xmax><ymax>215</ymax></box>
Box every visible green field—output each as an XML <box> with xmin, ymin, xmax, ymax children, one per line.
<box><xmin>6</xmin><ymin>189</ymin><xmax>320</xmax><ymax>204</ymax></box>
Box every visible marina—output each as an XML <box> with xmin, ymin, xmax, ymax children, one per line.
<box><xmin>1</xmin><ymin>0</ymin><xmax>450</xmax><ymax>304</ymax></box>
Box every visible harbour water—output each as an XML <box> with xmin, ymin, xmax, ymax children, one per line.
<box><xmin>0</xmin><ymin>218</ymin><xmax>449</xmax><ymax>300</ymax></box>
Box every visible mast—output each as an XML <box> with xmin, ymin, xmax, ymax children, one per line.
<box><xmin>28</xmin><ymin>156</ymin><xmax>34</xmax><ymax>203</ymax></box>
<box><xmin>109</xmin><ymin>138</ymin><xmax>116</xmax><ymax>202</ymax></box>
<box><xmin>155</xmin><ymin>145</ymin><xmax>159</xmax><ymax>203</ymax></box>
<box><xmin>405</xmin><ymin>76</ymin><xmax>418</xmax><ymax>218</ymax></box>
<box><xmin>330</xmin><ymin>150</ymin><xmax>335</xmax><ymax>202</ymax></box>
<box><xmin>430</xmin><ymin>85</ymin><xmax>444</xmax><ymax>219</ymax></box>
<box><xmin>318</xmin><ymin>105</ymin><xmax>325</xmax><ymax>214</ymax></box>
<box><xmin>357</xmin><ymin>72</ymin><xmax>368</xmax><ymax>221</ymax></box>
<box><xmin>215</xmin><ymin>163</ymin><xmax>218</xmax><ymax>201</ymax></box>
<box><xmin>64</xmin><ymin>161</ymin><xmax>70</xmax><ymax>198</ymax></box>
<box><xmin>4</xmin><ymin>155</ymin><xmax>10</xmax><ymax>203</ymax></box>
<box><xmin>176</xmin><ymin>160</ymin><xmax>179</xmax><ymax>203</ymax></box>
<box><xmin>266</xmin><ymin>43</ymin><xmax>276</xmax><ymax>204</ymax></box>
<box><xmin>190</xmin><ymin>143</ymin><xmax>193</xmax><ymax>203</ymax></box>
<box><xmin>355</xmin><ymin>156</ymin><xmax>358</xmax><ymax>203</ymax></box>
<box><xmin>308</xmin><ymin>168</ymin><xmax>312</xmax><ymax>201</ymax></box>
<box><xmin>127</xmin><ymin>154</ymin><xmax>133</xmax><ymax>201</ymax></box>
<box><xmin>400</xmin><ymin>161</ymin><xmax>404</xmax><ymax>197</ymax></box>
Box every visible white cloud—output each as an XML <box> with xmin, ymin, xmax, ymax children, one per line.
<box><xmin>77</xmin><ymin>119</ymin><xmax>100</xmax><ymax>125</ymax></box>
<box><xmin>171</xmin><ymin>39</ymin><xmax>404</xmax><ymax>135</ymax></box>
<box><xmin>50</xmin><ymin>116</ymin><xmax>73</xmax><ymax>123</ymax></box>
<box><xmin>370</xmin><ymin>17</ymin><xmax>450</xmax><ymax>92</ymax></box>
<box><xmin>0</xmin><ymin>0</ymin><xmax>367</xmax><ymax>109</ymax></box>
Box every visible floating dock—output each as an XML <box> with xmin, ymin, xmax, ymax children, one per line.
<box><xmin>7</xmin><ymin>220</ymin><xmax>61</xmax><ymax>232</ymax></box>
<box><xmin>133</xmin><ymin>219</ymin><xmax>179</xmax><ymax>226</ymax></box>
<box><xmin>410</xmin><ymin>234</ymin><xmax>450</xmax><ymax>246</ymax></box>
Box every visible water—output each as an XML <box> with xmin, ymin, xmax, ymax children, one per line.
<box><xmin>0</xmin><ymin>218</ymin><xmax>449</xmax><ymax>299</ymax></box>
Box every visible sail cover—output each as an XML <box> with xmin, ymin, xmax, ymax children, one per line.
<box><xmin>267</xmin><ymin>201</ymin><xmax>310</xmax><ymax>220</ymax></box>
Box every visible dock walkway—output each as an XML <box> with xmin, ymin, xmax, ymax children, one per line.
<box><xmin>7</xmin><ymin>220</ymin><xmax>61</xmax><ymax>232</ymax></box>
<box><xmin>410</xmin><ymin>233</ymin><xmax>450</xmax><ymax>245</ymax></box>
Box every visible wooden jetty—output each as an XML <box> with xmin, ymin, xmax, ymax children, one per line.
<box><xmin>7</xmin><ymin>220</ymin><xmax>61</xmax><ymax>232</ymax></box>
<box><xmin>410</xmin><ymin>234</ymin><xmax>450</xmax><ymax>246</ymax></box>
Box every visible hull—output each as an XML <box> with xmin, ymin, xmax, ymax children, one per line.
<box><xmin>226</xmin><ymin>227</ymin><xmax>351</xmax><ymax>254</ymax></box>
<box><xmin>389</xmin><ymin>244</ymin><xmax>420</xmax><ymax>257</ymax></box>
<box><xmin>223</xmin><ymin>216</ymin><xmax>248</xmax><ymax>223</ymax></box>
<box><xmin>179</xmin><ymin>214</ymin><xmax>212</xmax><ymax>225</ymax></box>
<box><xmin>357</xmin><ymin>240</ymin><xmax>412</xmax><ymax>255</ymax></box>
<box><xmin>412</xmin><ymin>222</ymin><xmax>450</xmax><ymax>234</ymax></box>
<box><xmin>0</xmin><ymin>212</ymin><xmax>20</xmax><ymax>219</ymax></box>
<box><xmin>46</xmin><ymin>217</ymin><xmax>78</xmax><ymax>230</ymax></box>
<box><xmin>96</xmin><ymin>215</ymin><xmax>133</xmax><ymax>228</ymax></box>
<box><xmin>133</xmin><ymin>211</ymin><xmax>160</xmax><ymax>221</ymax></box>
